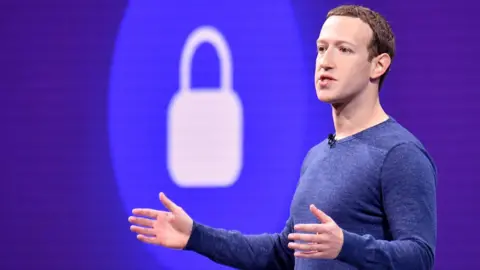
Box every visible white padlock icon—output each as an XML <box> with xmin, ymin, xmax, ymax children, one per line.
<box><xmin>167</xmin><ymin>26</ymin><xmax>244</xmax><ymax>188</ymax></box>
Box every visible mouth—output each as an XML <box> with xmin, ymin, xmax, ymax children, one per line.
<box><xmin>319</xmin><ymin>74</ymin><xmax>336</xmax><ymax>82</ymax></box>
<box><xmin>318</xmin><ymin>74</ymin><xmax>336</xmax><ymax>87</ymax></box>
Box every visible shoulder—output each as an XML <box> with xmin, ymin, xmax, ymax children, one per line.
<box><xmin>383</xmin><ymin>141</ymin><xmax>437</xmax><ymax>175</ymax></box>
<box><xmin>352</xmin><ymin>117</ymin><xmax>437</xmax><ymax>180</ymax></box>
<box><xmin>363</xmin><ymin>118</ymin><xmax>426</xmax><ymax>151</ymax></box>
<box><xmin>374</xmin><ymin>119</ymin><xmax>437</xmax><ymax>184</ymax></box>
<box><xmin>360</xmin><ymin>118</ymin><xmax>434</xmax><ymax>163</ymax></box>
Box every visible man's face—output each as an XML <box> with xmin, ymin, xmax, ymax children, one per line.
<box><xmin>315</xmin><ymin>16</ymin><xmax>375</xmax><ymax>104</ymax></box>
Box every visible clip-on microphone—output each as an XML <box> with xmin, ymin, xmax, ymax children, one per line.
<box><xmin>328</xmin><ymin>133</ymin><xmax>336</xmax><ymax>148</ymax></box>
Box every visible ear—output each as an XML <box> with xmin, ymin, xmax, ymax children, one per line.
<box><xmin>370</xmin><ymin>53</ymin><xmax>391</xmax><ymax>80</ymax></box>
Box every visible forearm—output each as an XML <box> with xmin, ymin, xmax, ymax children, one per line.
<box><xmin>184</xmin><ymin>220</ymin><xmax>294</xmax><ymax>270</ymax></box>
<box><xmin>337</xmin><ymin>231</ymin><xmax>434</xmax><ymax>269</ymax></box>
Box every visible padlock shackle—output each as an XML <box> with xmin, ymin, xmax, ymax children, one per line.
<box><xmin>180</xmin><ymin>26</ymin><xmax>233</xmax><ymax>91</ymax></box>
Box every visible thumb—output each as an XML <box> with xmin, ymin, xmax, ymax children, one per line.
<box><xmin>310</xmin><ymin>204</ymin><xmax>333</xmax><ymax>223</ymax></box>
<box><xmin>159</xmin><ymin>192</ymin><xmax>181</xmax><ymax>213</ymax></box>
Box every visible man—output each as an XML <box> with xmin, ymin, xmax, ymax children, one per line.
<box><xmin>128</xmin><ymin>5</ymin><xmax>437</xmax><ymax>270</ymax></box>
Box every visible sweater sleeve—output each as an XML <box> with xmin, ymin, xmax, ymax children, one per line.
<box><xmin>336</xmin><ymin>142</ymin><xmax>437</xmax><ymax>269</ymax></box>
<box><xmin>184</xmin><ymin>218</ymin><xmax>294</xmax><ymax>270</ymax></box>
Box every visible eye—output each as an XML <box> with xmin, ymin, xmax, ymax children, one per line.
<box><xmin>339</xmin><ymin>46</ymin><xmax>353</xmax><ymax>54</ymax></box>
<box><xmin>317</xmin><ymin>46</ymin><xmax>326</xmax><ymax>53</ymax></box>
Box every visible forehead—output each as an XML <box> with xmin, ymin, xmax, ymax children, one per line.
<box><xmin>317</xmin><ymin>16</ymin><xmax>372</xmax><ymax>46</ymax></box>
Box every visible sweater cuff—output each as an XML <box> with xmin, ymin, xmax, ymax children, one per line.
<box><xmin>184</xmin><ymin>220</ymin><xmax>218</xmax><ymax>254</ymax></box>
<box><xmin>336</xmin><ymin>229</ymin><xmax>366</xmax><ymax>266</ymax></box>
<box><xmin>184</xmin><ymin>220</ymin><xmax>203</xmax><ymax>251</ymax></box>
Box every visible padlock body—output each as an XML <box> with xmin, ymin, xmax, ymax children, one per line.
<box><xmin>167</xmin><ymin>89</ymin><xmax>243</xmax><ymax>187</ymax></box>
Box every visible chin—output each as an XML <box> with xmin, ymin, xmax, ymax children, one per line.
<box><xmin>316</xmin><ymin>90</ymin><xmax>339</xmax><ymax>104</ymax></box>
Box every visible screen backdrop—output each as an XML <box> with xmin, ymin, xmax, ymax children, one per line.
<box><xmin>2</xmin><ymin>0</ymin><xmax>479</xmax><ymax>269</ymax></box>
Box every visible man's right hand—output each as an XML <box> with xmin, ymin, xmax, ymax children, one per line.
<box><xmin>128</xmin><ymin>192</ymin><xmax>193</xmax><ymax>249</ymax></box>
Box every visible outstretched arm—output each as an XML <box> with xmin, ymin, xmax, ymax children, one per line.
<box><xmin>184</xmin><ymin>217</ymin><xmax>295</xmax><ymax>270</ymax></box>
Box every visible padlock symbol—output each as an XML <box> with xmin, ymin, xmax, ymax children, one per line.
<box><xmin>167</xmin><ymin>26</ymin><xmax>243</xmax><ymax>188</ymax></box>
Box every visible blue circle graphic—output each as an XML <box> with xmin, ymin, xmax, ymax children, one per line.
<box><xmin>108</xmin><ymin>0</ymin><xmax>314</xmax><ymax>269</ymax></box>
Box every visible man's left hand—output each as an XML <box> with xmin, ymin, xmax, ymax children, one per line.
<box><xmin>287</xmin><ymin>204</ymin><xmax>344</xmax><ymax>259</ymax></box>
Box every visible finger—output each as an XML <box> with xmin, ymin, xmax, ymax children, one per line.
<box><xmin>294</xmin><ymin>250</ymin><xmax>328</xmax><ymax>259</ymax></box>
<box><xmin>288</xmin><ymin>242</ymin><xmax>316</xmax><ymax>252</ymax></box>
<box><xmin>159</xmin><ymin>192</ymin><xmax>180</xmax><ymax>213</ymax></box>
<box><xmin>137</xmin><ymin>234</ymin><xmax>158</xmax><ymax>245</ymax></box>
<box><xmin>288</xmin><ymin>233</ymin><xmax>329</xmax><ymax>243</ymax></box>
<box><xmin>288</xmin><ymin>233</ymin><xmax>317</xmax><ymax>242</ymax></box>
<box><xmin>288</xmin><ymin>242</ymin><xmax>327</xmax><ymax>252</ymax></box>
<box><xmin>310</xmin><ymin>204</ymin><xmax>333</xmax><ymax>223</ymax></box>
<box><xmin>130</xmin><ymin>225</ymin><xmax>156</xmax><ymax>236</ymax></box>
<box><xmin>294</xmin><ymin>224</ymin><xmax>328</xmax><ymax>234</ymax></box>
<box><xmin>128</xmin><ymin>216</ymin><xmax>155</xmax><ymax>227</ymax></box>
<box><xmin>132</xmin><ymin>208</ymin><xmax>160</xmax><ymax>219</ymax></box>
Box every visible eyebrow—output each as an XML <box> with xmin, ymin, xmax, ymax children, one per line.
<box><xmin>316</xmin><ymin>39</ymin><xmax>356</xmax><ymax>47</ymax></box>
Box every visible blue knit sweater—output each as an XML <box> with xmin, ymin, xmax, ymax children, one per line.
<box><xmin>185</xmin><ymin>118</ymin><xmax>437</xmax><ymax>269</ymax></box>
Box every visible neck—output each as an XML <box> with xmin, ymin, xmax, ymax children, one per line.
<box><xmin>331</xmin><ymin>87</ymin><xmax>389</xmax><ymax>139</ymax></box>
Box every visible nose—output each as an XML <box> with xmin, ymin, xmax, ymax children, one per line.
<box><xmin>318</xmin><ymin>50</ymin><xmax>335</xmax><ymax>70</ymax></box>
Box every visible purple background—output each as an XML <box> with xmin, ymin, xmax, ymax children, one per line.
<box><xmin>2</xmin><ymin>0</ymin><xmax>479</xmax><ymax>269</ymax></box>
